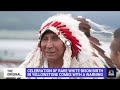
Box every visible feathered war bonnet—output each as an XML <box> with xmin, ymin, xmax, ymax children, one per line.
<box><xmin>19</xmin><ymin>14</ymin><xmax>106</xmax><ymax>68</ymax></box>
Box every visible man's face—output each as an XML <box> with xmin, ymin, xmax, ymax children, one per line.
<box><xmin>40</xmin><ymin>31</ymin><xmax>66</xmax><ymax>62</ymax></box>
<box><xmin>110</xmin><ymin>38</ymin><xmax>120</xmax><ymax>69</ymax></box>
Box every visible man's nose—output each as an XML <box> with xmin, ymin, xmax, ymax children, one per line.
<box><xmin>46</xmin><ymin>40</ymin><xmax>53</xmax><ymax>48</ymax></box>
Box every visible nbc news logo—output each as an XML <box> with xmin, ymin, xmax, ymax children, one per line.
<box><xmin>107</xmin><ymin>68</ymin><xmax>116</xmax><ymax>77</ymax></box>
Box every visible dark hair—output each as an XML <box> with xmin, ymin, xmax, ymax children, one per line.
<box><xmin>114</xmin><ymin>28</ymin><xmax>120</xmax><ymax>39</ymax></box>
<box><xmin>113</xmin><ymin>28</ymin><xmax>120</xmax><ymax>52</ymax></box>
<box><xmin>41</xmin><ymin>29</ymin><xmax>56</xmax><ymax>39</ymax></box>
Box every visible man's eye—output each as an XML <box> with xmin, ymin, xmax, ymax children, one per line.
<box><xmin>53</xmin><ymin>37</ymin><xmax>59</xmax><ymax>40</ymax></box>
<box><xmin>42</xmin><ymin>38</ymin><xmax>48</xmax><ymax>41</ymax></box>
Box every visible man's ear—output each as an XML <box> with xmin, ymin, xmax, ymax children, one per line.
<box><xmin>37</xmin><ymin>41</ymin><xmax>40</xmax><ymax>47</ymax></box>
<box><xmin>118</xmin><ymin>51</ymin><xmax>120</xmax><ymax>60</ymax></box>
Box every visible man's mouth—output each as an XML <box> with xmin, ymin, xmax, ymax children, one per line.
<box><xmin>46</xmin><ymin>52</ymin><xmax>55</xmax><ymax>55</ymax></box>
<box><xmin>46</xmin><ymin>52</ymin><xmax>55</xmax><ymax>56</ymax></box>
<box><xmin>46</xmin><ymin>52</ymin><xmax>55</xmax><ymax>53</ymax></box>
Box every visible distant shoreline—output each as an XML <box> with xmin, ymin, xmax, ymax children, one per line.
<box><xmin>0</xmin><ymin>38</ymin><xmax>38</xmax><ymax>40</ymax></box>
<box><xmin>0</xmin><ymin>59</ymin><xmax>23</xmax><ymax>64</ymax></box>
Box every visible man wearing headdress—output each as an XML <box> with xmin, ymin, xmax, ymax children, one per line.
<box><xmin>19</xmin><ymin>14</ymin><xmax>114</xmax><ymax>79</ymax></box>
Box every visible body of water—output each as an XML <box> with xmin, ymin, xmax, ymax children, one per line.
<box><xmin>0</xmin><ymin>39</ymin><xmax>38</xmax><ymax>61</ymax></box>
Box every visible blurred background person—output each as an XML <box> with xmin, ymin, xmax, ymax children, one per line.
<box><xmin>110</xmin><ymin>28</ymin><xmax>120</xmax><ymax>69</ymax></box>
<box><xmin>110</xmin><ymin>28</ymin><xmax>120</xmax><ymax>78</ymax></box>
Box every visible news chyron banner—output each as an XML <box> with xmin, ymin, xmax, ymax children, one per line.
<box><xmin>4</xmin><ymin>68</ymin><xmax>116</xmax><ymax>79</ymax></box>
